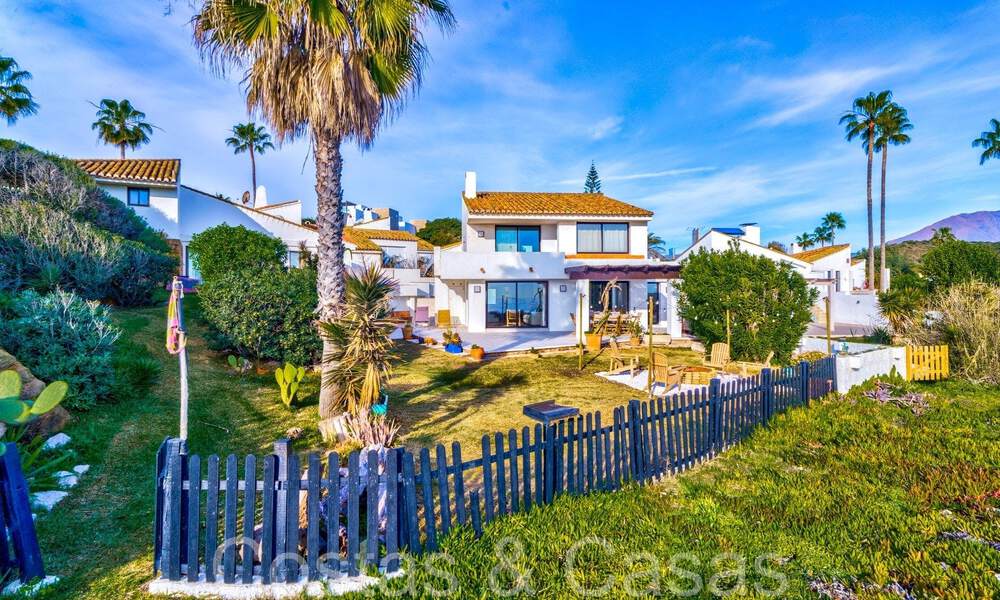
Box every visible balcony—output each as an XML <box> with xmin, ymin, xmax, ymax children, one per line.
<box><xmin>435</xmin><ymin>251</ymin><xmax>570</xmax><ymax>280</ymax></box>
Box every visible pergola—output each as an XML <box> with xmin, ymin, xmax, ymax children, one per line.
<box><xmin>563</xmin><ymin>264</ymin><xmax>681</xmax><ymax>280</ymax></box>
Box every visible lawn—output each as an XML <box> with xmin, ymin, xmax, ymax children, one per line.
<box><xmin>25</xmin><ymin>299</ymin><xmax>1000</xmax><ymax>598</ymax></box>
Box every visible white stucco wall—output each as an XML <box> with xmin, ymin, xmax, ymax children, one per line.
<box><xmin>798</xmin><ymin>337</ymin><xmax>907</xmax><ymax>392</ymax></box>
<box><xmin>99</xmin><ymin>182</ymin><xmax>179</xmax><ymax>239</ymax></box>
<box><xmin>830</xmin><ymin>291</ymin><xmax>885</xmax><ymax>326</ymax></box>
<box><xmin>256</xmin><ymin>202</ymin><xmax>302</xmax><ymax>224</ymax></box>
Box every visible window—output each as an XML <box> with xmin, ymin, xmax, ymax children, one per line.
<box><xmin>577</xmin><ymin>223</ymin><xmax>629</xmax><ymax>253</ymax></box>
<box><xmin>590</xmin><ymin>280</ymin><xmax>629</xmax><ymax>313</ymax></box>
<box><xmin>288</xmin><ymin>251</ymin><xmax>301</xmax><ymax>268</ymax></box>
<box><xmin>486</xmin><ymin>282</ymin><xmax>546</xmax><ymax>328</ymax></box>
<box><xmin>185</xmin><ymin>248</ymin><xmax>201</xmax><ymax>280</ymax></box>
<box><xmin>127</xmin><ymin>187</ymin><xmax>150</xmax><ymax>207</ymax></box>
<box><xmin>495</xmin><ymin>226</ymin><xmax>540</xmax><ymax>252</ymax></box>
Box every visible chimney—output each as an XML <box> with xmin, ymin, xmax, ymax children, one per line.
<box><xmin>739</xmin><ymin>222</ymin><xmax>760</xmax><ymax>245</ymax></box>
<box><xmin>464</xmin><ymin>171</ymin><xmax>477</xmax><ymax>199</ymax></box>
<box><xmin>789</xmin><ymin>242</ymin><xmax>800</xmax><ymax>254</ymax></box>
<box><xmin>255</xmin><ymin>185</ymin><xmax>268</xmax><ymax>207</ymax></box>
<box><xmin>691</xmin><ymin>227</ymin><xmax>700</xmax><ymax>246</ymax></box>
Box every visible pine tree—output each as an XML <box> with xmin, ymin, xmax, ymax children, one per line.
<box><xmin>584</xmin><ymin>161</ymin><xmax>601</xmax><ymax>193</ymax></box>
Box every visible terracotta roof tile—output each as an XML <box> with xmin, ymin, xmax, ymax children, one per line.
<box><xmin>74</xmin><ymin>158</ymin><xmax>179</xmax><ymax>185</ymax></box>
<box><xmin>791</xmin><ymin>243</ymin><xmax>850</xmax><ymax>263</ymax></box>
<box><xmin>343</xmin><ymin>227</ymin><xmax>435</xmax><ymax>251</ymax></box>
<box><xmin>464</xmin><ymin>191</ymin><xmax>653</xmax><ymax>217</ymax></box>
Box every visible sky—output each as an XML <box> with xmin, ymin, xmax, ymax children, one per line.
<box><xmin>4</xmin><ymin>0</ymin><xmax>1000</xmax><ymax>252</ymax></box>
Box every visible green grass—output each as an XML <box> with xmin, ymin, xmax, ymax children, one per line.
<box><xmin>26</xmin><ymin>300</ymin><xmax>1000</xmax><ymax>598</ymax></box>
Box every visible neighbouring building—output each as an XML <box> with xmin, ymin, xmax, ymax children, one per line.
<box><xmin>433</xmin><ymin>172</ymin><xmax>682</xmax><ymax>336</ymax></box>
<box><xmin>343</xmin><ymin>202</ymin><xmax>421</xmax><ymax>234</ymax></box>
<box><xmin>75</xmin><ymin>158</ymin><xmax>434</xmax><ymax>312</ymax></box>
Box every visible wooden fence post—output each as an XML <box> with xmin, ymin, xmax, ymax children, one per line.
<box><xmin>272</xmin><ymin>439</ymin><xmax>291</xmax><ymax>583</ymax></box>
<box><xmin>153</xmin><ymin>438</ymin><xmax>170</xmax><ymax>576</ymax></box>
<box><xmin>799</xmin><ymin>361</ymin><xmax>810</xmax><ymax>405</ymax></box>
<box><xmin>0</xmin><ymin>443</ymin><xmax>44</xmax><ymax>583</ymax></box>
<box><xmin>760</xmin><ymin>368</ymin><xmax>773</xmax><ymax>421</ymax></box>
<box><xmin>708</xmin><ymin>379</ymin><xmax>721</xmax><ymax>454</ymax></box>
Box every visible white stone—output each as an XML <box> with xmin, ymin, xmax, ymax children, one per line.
<box><xmin>72</xmin><ymin>464</ymin><xmax>90</xmax><ymax>475</ymax></box>
<box><xmin>2</xmin><ymin>575</ymin><xmax>60</xmax><ymax>596</ymax></box>
<box><xmin>54</xmin><ymin>471</ymin><xmax>78</xmax><ymax>489</ymax></box>
<box><xmin>42</xmin><ymin>433</ymin><xmax>70</xmax><ymax>450</ymax></box>
<box><xmin>31</xmin><ymin>491</ymin><xmax>68</xmax><ymax>511</ymax></box>
<box><xmin>147</xmin><ymin>571</ymin><xmax>392</xmax><ymax>599</ymax></box>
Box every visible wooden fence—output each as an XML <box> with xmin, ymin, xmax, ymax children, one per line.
<box><xmin>906</xmin><ymin>345</ymin><xmax>949</xmax><ymax>382</ymax></box>
<box><xmin>153</xmin><ymin>357</ymin><xmax>836</xmax><ymax>585</ymax></box>
<box><xmin>0</xmin><ymin>443</ymin><xmax>45</xmax><ymax>585</ymax></box>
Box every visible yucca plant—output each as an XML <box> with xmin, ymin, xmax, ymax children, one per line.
<box><xmin>320</xmin><ymin>265</ymin><xmax>398</xmax><ymax>416</ymax></box>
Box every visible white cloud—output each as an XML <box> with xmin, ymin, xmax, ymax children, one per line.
<box><xmin>590</xmin><ymin>116</ymin><xmax>623</xmax><ymax>140</ymax></box>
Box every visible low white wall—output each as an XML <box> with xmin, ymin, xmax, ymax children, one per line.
<box><xmin>831</xmin><ymin>291</ymin><xmax>885</xmax><ymax>326</ymax></box>
<box><xmin>799</xmin><ymin>336</ymin><xmax>906</xmax><ymax>392</ymax></box>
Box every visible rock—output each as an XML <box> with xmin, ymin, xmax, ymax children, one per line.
<box><xmin>22</xmin><ymin>406</ymin><xmax>71</xmax><ymax>441</ymax></box>
<box><xmin>72</xmin><ymin>464</ymin><xmax>90</xmax><ymax>475</ymax></box>
<box><xmin>0</xmin><ymin>348</ymin><xmax>46</xmax><ymax>400</ymax></box>
<box><xmin>3</xmin><ymin>575</ymin><xmax>60</xmax><ymax>596</ymax></box>
<box><xmin>54</xmin><ymin>471</ymin><xmax>78</xmax><ymax>488</ymax></box>
<box><xmin>42</xmin><ymin>433</ymin><xmax>71</xmax><ymax>450</ymax></box>
<box><xmin>31</xmin><ymin>490</ymin><xmax>68</xmax><ymax>511</ymax></box>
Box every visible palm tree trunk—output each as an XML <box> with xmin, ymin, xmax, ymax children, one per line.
<box><xmin>119</xmin><ymin>144</ymin><xmax>126</xmax><ymax>160</ymax></box>
<box><xmin>866</xmin><ymin>128</ymin><xmax>875</xmax><ymax>290</ymax></box>
<box><xmin>250</xmin><ymin>147</ymin><xmax>257</xmax><ymax>204</ymax></box>
<box><xmin>314</xmin><ymin>128</ymin><xmax>347</xmax><ymax>420</ymax></box>
<box><xmin>879</xmin><ymin>146</ymin><xmax>888</xmax><ymax>292</ymax></box>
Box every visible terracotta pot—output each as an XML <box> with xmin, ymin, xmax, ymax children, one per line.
<box><xmin>585</xmin><ymin>332</ymin><xmax>602</xmax><ymax>353</ymax></box>
<box><xmin>470</xmin><ymin>347</ymin><xmax>485</xmax><ymax>360</ymax></box>
<box><xmin>402</xmin><ymin>326</ymin><xmax>413</xmax><ymax>340</ymax></box>
<box><xmin>630</xmin><ymin>335</ymin><xmax>643</xmax><ymax>348</ymax></box>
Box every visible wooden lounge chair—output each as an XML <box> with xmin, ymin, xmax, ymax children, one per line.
<box><xmin>505</xmin><ymin>309</ymin><xmax>519</xmax><ymax>327</ymax></box>
<box><xmin>650</xmin><ymin>352</ymin><xmax>683</xmax><ymax>395</ymax></box>
<box><xmin>732</xmin><ymin>351</ymin><xmax>775</xmax><ymax>376</ymax></box>
<box><xmin>608</xmin><ymin>339</ymin><xmax>640</xmax><ymax>377</ymax></box>
<box><xmin>704</xmin><ymin>342</ymin><xmax>731</xmax><ymax>370</ymax></box>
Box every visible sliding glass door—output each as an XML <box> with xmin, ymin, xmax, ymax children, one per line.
<box><xmin>486</xmin><ymin>282</ymin><xmax>547</xmax><ymax>328</ymax></box>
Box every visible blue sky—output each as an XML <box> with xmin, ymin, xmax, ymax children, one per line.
<box><xmin>5</xmin><ymin>1</ymin><xmax>1000</xmax><ymax>251</ymax></box>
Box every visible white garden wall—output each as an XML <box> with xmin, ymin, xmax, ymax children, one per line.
<box><xmin>799</xmin><ymin>336</ymin><xmax>907</xmax><ymax>392</ymax></box>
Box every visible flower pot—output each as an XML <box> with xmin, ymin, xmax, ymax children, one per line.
<box><xmin>585</xmin><ymin>332</ymin><xmax>602</xmax><ymax>353</ymax></box>
<box><xmin>469</xmin><ymin>347</ymin><xmax>485</xmax><ymax>361</ymax></box>
<box><xmin>630</xmin><ymin>335</ymin><xmax>643</xmax><ymax>348</ymax></box>
<box><xmin>402</xmin><ymin>326</ymin><xmax>413</xmax><ymax>340</ymax></box>
<box><xmin>444</xmin><ymin>343</ymin><xmax>463</xmax><ymax>354</ymax></box>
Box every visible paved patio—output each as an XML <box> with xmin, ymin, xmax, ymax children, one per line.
<box><xmin>412</xmin><ymin>326</ymin><xmax>580</xmax><ymax>354</ymax></box>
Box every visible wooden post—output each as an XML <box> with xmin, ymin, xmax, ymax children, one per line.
<box><xmin>825</xmin><ymin>293</ymin><xmax>832</xmax><ymax>355</ymax></box>
<box><xmin>578</xmin><ymin>293</ymin><xmax>585</xmax><ymax>371</ymax></box>
<box><xmin>647</xmin><ymin>296</ymin><xmax>654</xmax><ymax>397</ymax></box>
<box><xmin>725</xmin><ymin>309</ymin><xmax>731</xmax><ymax>348</ymax></box>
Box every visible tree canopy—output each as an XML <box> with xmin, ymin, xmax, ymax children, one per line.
<box><xmin>416</xmin><ymin>217</ymin><xmax>461</xmax><ymax>247</ymax></box>
<box><xmin>921</xmin><ymin>238</ymin><xmax>1000</xmax><ymax>291</ymax></box>
<box><xmin>584</xmin><ymin>162</ymin><xmax>601</xmax><ymax>193</ymax></box>
<box><xmin>676</xmin><ymin>247</ymin><xmax>817</xmax><ymax>363</ymax></box>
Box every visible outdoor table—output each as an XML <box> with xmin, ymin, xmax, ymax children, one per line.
<box><xmin>523</xmin><ymin>401</ymin><xmax>580</xmax><ymax>427</ymax></box>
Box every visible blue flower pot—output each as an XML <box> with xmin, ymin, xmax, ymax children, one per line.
<box><xmin>444</xmin><ymin>343</ymin><xmax>463</xmax><ymax>354</ymax></box>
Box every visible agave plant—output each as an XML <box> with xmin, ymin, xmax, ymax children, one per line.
<box><xmin>320</xmin><ymin>265</ymin><xmax>397</xmax><ymax>416</ymax></box>
<box><xmin>0</xmin><ymin>370</ymin><xmax>67</xmax><ymax>454</ymax></box>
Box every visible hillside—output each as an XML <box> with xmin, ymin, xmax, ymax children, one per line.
<box><xmin>891</xmin><ymin>210</ymin><xmax>1000</xmax><ymax>243</ymax></box>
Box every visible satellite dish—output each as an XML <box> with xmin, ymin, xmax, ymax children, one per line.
<box><xmin>241</xmin><ymin>190</ymin><xmax>251</xmax><ymax>205</ymax></box>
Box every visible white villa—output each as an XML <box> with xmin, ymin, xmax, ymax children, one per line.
<box><xmin>75</xmin><ymin>158</ymin><xmax>435</xmax><ymax>313</ymax></box>
<box><xmin>433</xmin><ymin>172</ymin><xmax>683</xmax><ymax>338</ymax></box>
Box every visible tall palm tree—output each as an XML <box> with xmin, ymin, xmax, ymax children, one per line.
<box><xmin>91</xmin><ymin>99</ymin><xmax>154</xmax><ymax>159</ymax></box>
<box><xmin>795</xmin><ymin>232</ymin><xmax>815</xmax><ymax>250</ymax></box>
<box><xmin>874</xmin><ymin>103</ymin><xmax>912</xmax><ymax>291</ymax></box>
<box><xmin>821</xmin><ymin>212</ymin><xmax>846</xmax><ymax>244</ymax></box>
<box><xmin>193</xmin><ymin>0</ymin><xmax>454</xmax><ymax>420</ymax></box>
<box><xmin>973</xmin><ymin>119</ymin><xmax>1000</xmax><ymax>165</ymax></box>
<box><xmin>226</xmin><ymin>122</ymin><xmax>274</xmax><ymax>203</ymax></box>
<box><xmin>813</xmin><ymin>225</ymin><xmax>833</xmax><ymax>247</ymax></box>
<box><xmin>647</xmin><ymin>232</ymin><xmax>666</xmax><ymax>255</ymax></box>
<box><xmin>0</xmin><ymin>55</ymin><xmax>38</xmax><ymax>125</ymax></box>
<box><xmin>841</xmin><ymin>90</ymin><xmax>893</xmax><ymax>289</ymax></box>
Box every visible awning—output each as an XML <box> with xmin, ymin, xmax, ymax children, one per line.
<box><xmin>564</xmin><ymin>264</ymin><xmax>681</xmax><ymax>280</ymax></box>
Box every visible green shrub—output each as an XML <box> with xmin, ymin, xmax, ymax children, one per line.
<box><xmin>111</xmin><ymin>342</ymin><xmax>161</xmax><ymax>402</ymax></box>
<box><xmin>187</xmin><ymin>224</ymin><xmax>287</xmax><ymax>283</ymax></box>
<box><xmin>676</xmin><ymin>247</ymin><xmax>817</xmax><ymax>363</ymax></box>
<box><xmin>0</xmin><ymin>290</ymin><xmax>121</xmax><ymax>410</ymax></box>
<box><xmin>920</xmin><ymin>239</ymin><xmax>1000</xmax><ymax>291</ymax></box>
<box><xmin>198</xmin><ymin>265</ymin><xmax>321</xmax><ymax>365</ymax></box>
<box><xmin>0</xmin><ymin>200</ymin><xmax>174</xmax><ymax>305</ymax></box>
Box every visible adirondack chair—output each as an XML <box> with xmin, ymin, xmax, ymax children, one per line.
<box><xmin>505</xmin><ymin>309</ymin><xmax>519</xmax><ymax>327</ymax></box>
<box><xmin>650</xmin><ymin>352</ymin><xmax>683</xmax><ymax>395</ymax></box>
<box><xmin>704</xmin><ymin>342</ymin><xmax>731</xmax><ymax>370</ymax></box>
<box><xmin>608</xmin><ymin>339</ymin><xmax>640</xmax><ymax>376</ymax></box>
<box><xmin>732</xmin><ymin>351</ymin><xmax>775</xmax><ymax>376</ymax></box>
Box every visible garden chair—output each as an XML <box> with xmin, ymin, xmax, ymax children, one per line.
<box><xmin>704</xmin><ymin>342</ymin><xmax>731</xmax><ymax>370</ymax></box>
<box><xmin>650</xmin><ymin>352</ymin><xmax>683</xmax><ymax>395</ymax></box>
<box><xmin>731</xmin><ymin>351</ymin><xmax>775</xmax><ymax>376</ymax></box>
<box><xmin>505</xmin><ymin>309</ymin><xmax>519</xmax><ymax>327</ymax></box>
<box><xmin>608</xmin><ymin>339</ymin><xmax>640</xmax><ymax>377</ymax></box>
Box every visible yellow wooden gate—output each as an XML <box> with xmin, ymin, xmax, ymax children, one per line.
<box><xmin>906</xmin><ymin>345</ymin><xmax>949</xmax><ymax>381</ymax></box>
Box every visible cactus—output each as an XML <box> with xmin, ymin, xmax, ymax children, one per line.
<box><xmin>274</xmin><ymin>363</ymin><xmax>305</xmax><ymax>407</ymax></box>
<box><xmin>0</xmin><ymin>370</ymin><xmax>68</xmax><ymax>455</ymax></box>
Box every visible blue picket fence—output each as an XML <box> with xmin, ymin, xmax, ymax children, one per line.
<box><xmin>153</xmin><ymin>357</ymin><xmax>836</xmax><ymax>585</ymax></box>
<box><xmin>0</xmin><ymin>443</ymin><xmax>45</xmax><ymax>585</ymax></box>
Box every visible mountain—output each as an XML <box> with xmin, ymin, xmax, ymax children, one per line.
<box><xmin>891</xmin><ymin>210</ymin><xmax>1000</xmax><ymax>243</ymax></box>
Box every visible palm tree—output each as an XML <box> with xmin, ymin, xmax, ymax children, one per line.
<box><xmin>874</xmin><ymin>103</ymin><xmax>912</xmax><ymax>291</ymax></box>
<box><xmin>0</xmin><ymin>55</ymin><xmax>38</xmax><ymax>125</ymax></box>
<box><xmin>193</xmin><ymin>0</ymin><xmax>455</xmax><ymax>421</ymax></box>
<box><xmin>91</xmin><ymin>99</ymin><xmax>154</xmax><ymax>159</ymax></box>
<box><xmin>226</xmin><ymin>122</ymin><xmax>274</xmax><ymax>203</ymax></box>
<box><xmin>841</xmin><ymin>90</ymin><xmax>894</xmax><ymax>290</ymax></box>
<box><xmin>647</xmin><ymin>232</ymin><xmax>666</xmax><ymax>255</ymax></box>
<box><xmin>795</xmin><ymin>232</ymin><xmax>815</xmax><ymax>250</ymax></box>
<box><xmin>813</xmin><ymin>225</ymin><xmax>833</xmax><ymax>247</ymax></box>
<box><xmin>973</xmin><ymin>119</ymin><xmax>1000</xmax><ymax>165</ymax></box>
<box><xmin>821</xmin><ymin>212</ymin><xmax>846</xmax><ymax>244</ymax></box>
